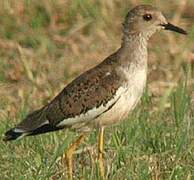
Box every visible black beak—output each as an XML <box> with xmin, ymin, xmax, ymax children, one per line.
<box><xmin>160</xmin><ymin>23</ymin><xmax>187</xmax><ymax>35</ymax></box>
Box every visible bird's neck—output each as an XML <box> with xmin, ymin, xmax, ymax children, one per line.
<box><xmin>118</xmin><ymin>33</ymin><xmax>148</xmax><ymax>68</ymax></box>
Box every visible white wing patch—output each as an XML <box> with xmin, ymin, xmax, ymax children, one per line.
<box><xmin>56</xmin><ymin>86</ymin><xmax>126</xmax><ymax>127</ymax></box>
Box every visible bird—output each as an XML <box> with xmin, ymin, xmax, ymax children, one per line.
<box><xmin>3</xmin><ymin>4</ymin><xmax>187</xmax><ymax>179</ymax></box>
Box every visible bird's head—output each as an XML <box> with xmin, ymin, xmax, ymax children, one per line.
<box><xmin>123</xmin><ymin>5</ymin><xmax>187</xmax><ymax>39</ymax></box>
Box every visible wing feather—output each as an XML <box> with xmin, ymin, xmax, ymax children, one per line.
<box><xmin>45</xmin><ymin>60</ymin><xmax>124</xmax><ymax>126</ymax></box>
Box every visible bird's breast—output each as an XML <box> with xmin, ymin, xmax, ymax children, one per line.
<box><xmin>94</xmin><ymin>66</ymin><xmax>147</xmax><ymax>127</ymax></box>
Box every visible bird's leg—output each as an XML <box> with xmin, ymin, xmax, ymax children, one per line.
<box><xmin>64</xmin><ymin>134</ymin><xmax>86</xmax><ymax>180</ymax></box>
<box><xmin>98</xmin><ymin>126</ymin><xmax>105</xmax><ymax>179</ymax></box>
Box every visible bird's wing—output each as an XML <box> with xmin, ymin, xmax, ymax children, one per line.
<box><xmin>3</xmin><ymin>53</ymin><xmax>126</xmax><ymax>141</ymax></box>
<box><xmin>10</xmin><ymin>52</ymin><xmax>125</xmax><ymax>134</ymax></box>
<box><xmin>45</xmin><ymin>63</ymin><xmax>124</xmax><ymax>127</ymax></box>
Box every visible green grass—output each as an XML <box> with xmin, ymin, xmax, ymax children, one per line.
<box><xmin>0</xmin><ymin>0</ymin><xmax>194</xmax><ymax>179</ymax></box>
<box><xmin>1</xmin><ymin>80</ymin><xmax>193</xmax><ymax>179</ymax></box>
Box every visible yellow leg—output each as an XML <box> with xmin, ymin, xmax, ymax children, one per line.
<box><xmin>98</xmin><ymin>127</ymin><xmax>105</xmax><ymax>179</ymax></box>
<box><xmin>64</xmin><ymin>134</ymin><xmax>86</xmax><ymax>180</ymax></box>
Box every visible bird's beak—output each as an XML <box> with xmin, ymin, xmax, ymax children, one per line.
<box><xmin>160</xmin><ymin>23</ymin><xmax>187</xmax><ymax>35</ymax></box>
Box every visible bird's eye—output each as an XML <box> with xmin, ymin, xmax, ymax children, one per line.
<box><xmin>143</xmin><ymin>14</ymin><xmax>152</xmax><ymax>21</ymax></box>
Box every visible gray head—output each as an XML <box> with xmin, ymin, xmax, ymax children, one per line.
<box><xmin>123</xmin><ymin>5</ymin><xmax>187</xmax><ymax>39</ymax></box>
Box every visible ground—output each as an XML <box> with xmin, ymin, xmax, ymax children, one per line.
<box><xmin>0</xmin><ymin>0</ymin><xmax>194</xmax><ymax>179</ymax></box>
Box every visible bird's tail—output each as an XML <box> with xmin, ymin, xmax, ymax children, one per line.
<box><xmin>3</xmin><ymin>107</ymin><xmax>64</xmax><ymax>142</ymax></box>
<box><xmin>3</xmin><ymin>124</ymin><xmax>64</xmax><ymax>141</ymax></box>
<box><xmin>3</xmin><ymin>128</ymin><xmax>25</xmax><ymax>141</ymax></box>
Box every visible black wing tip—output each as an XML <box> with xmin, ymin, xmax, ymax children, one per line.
<box><xmin>28</xmin><ymin>124</ymin><xmax>64</xmax><ymax>136</ymax></box>
<box><xmin>3</xmin><ymin>124</ymin><xmax>65</xmax><ymax>142</ymax></box>
<box><xmin>3</xmin><ymin>129</ymin><xmax>23</xmax><ymax>142</ymax></box>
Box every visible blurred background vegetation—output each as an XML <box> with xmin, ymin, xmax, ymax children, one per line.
<box><xmin>0</xmin><ymin>0</ymin><xmax>194</xmax><ymax>179</ymax></box>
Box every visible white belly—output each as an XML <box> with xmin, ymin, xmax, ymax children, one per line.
<box><xmin>94</xmin><ymin>67</ymin><xmax>147</xmax><ymax>127</ymax></box>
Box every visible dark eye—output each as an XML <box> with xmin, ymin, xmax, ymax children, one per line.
<box><xmin>143</xmin><ymin>14</ymin><xmax>152</xmax><ymax>21</ymax></box>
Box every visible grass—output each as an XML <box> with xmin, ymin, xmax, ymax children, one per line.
<box><xmin>0</xmin><ymin>0</ymin><xmax>194</xmax><ymax>179</ymax></box>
